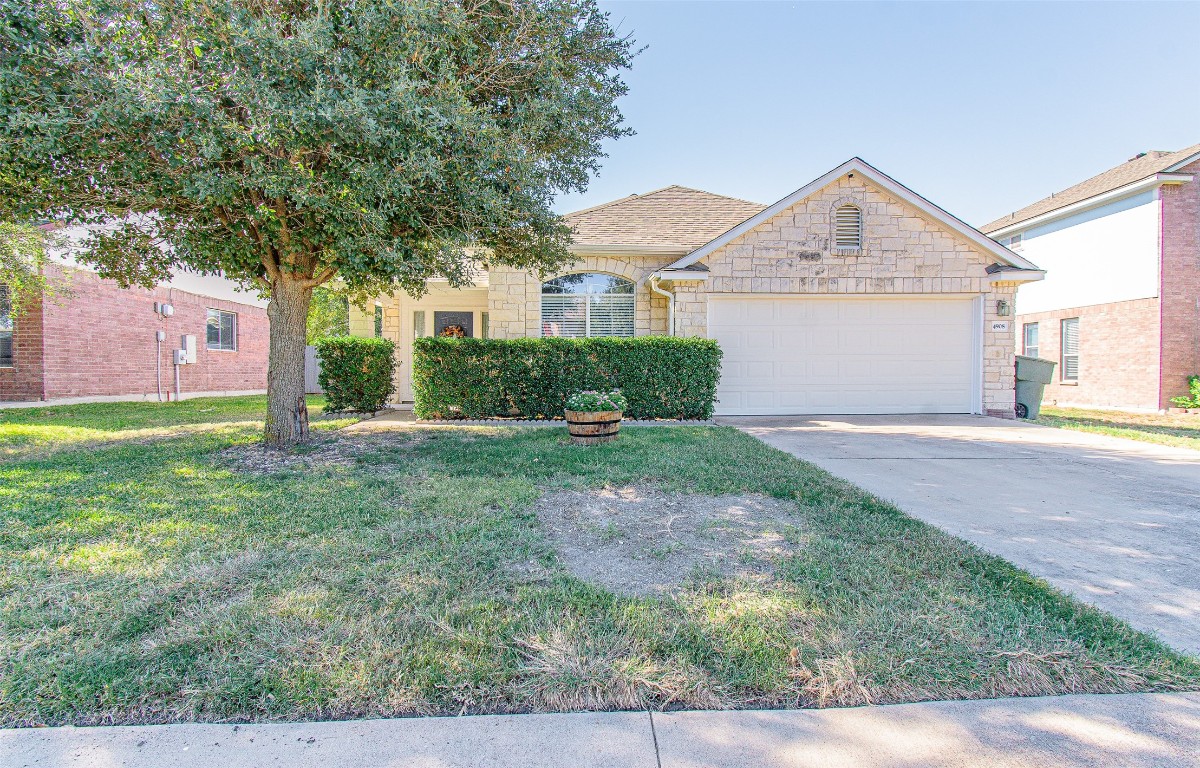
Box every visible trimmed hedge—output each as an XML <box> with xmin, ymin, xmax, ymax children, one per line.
<box><xmin>412</xmin><ymin>337</ymin><xmax>722</xmax><ymax>420</ymax></box>
<box><xmin>315</xmin><ymin>336</ymin><xmax>397</xmax><ymax>413</ymax></box>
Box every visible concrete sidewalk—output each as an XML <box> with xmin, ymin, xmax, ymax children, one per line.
<box><xmin>4</xmin><ymin>693</ymin><xmax>1198</xmax><ymax>767</ymax></box>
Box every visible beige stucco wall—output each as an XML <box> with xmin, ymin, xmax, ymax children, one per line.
<box><xmin>357</xmin><ymin>174</ymin><xmax>1025</xmax><ymax>414</ymax></box>
<box><xmin>349</xmin><ymin>283</ymin><xmax>488</xmax><ymax>402</ymax></box>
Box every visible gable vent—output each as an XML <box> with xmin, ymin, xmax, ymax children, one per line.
<box><xmin>834</xmin><ymin>204</ymin><xmax>862</xmax><ymax>250</ymax></box>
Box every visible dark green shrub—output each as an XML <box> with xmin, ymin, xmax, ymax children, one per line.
<box><xmin>412</xmin><ymin>336</ymin><xmax>722</xmax><ymax>420</ymax></box>
<box><xmin>315</xmin><ymin>336</ymin><xmax>397</xmax><ymax>413</ymax></box>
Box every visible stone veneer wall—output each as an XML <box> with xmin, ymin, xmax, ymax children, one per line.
<box><xmin>487</xmin><ymin>254</ymin><xmax>670</xmax><ymax>339</ymax></box>
<box><xmin>670</xmin><ymin>176</ymin><xmax>1019</xmax><ymax>416</ymax></box>
<box><xmin>370</xmin><ymin>174</ymin><xmax>1026</xmax><ymax>415</ymax></box>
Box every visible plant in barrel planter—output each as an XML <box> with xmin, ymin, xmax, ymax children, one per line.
<box><xmin>564</xmin><ymin>390</ymin><xmax>628</xmax><ymax>445</ymax></box>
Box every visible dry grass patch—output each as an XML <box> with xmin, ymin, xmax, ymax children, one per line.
<box><xmin>1036</xmin><ymin>406</ymin><xmax>1200</xmax><ymax>451</ymax></box>
<box><xmin>534</xmin><ymin>485</ymin><xmax>800</xmax><ymax>597</ymax></box>
<box><xmin>219</xmin><ymin>431</ymin><xmax>428</xmax><ymax>474</ymax></box>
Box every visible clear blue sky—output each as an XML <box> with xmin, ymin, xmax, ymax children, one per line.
<box><xmin>553</xmin><ymin>1</ymin><xmax>1200</xmax><ymax>227</ymax></box>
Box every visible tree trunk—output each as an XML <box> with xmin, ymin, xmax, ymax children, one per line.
<box><xmin>264</xmin><ymin>274</ymin><xmax>314</xmax><ymax>446</ymax></box>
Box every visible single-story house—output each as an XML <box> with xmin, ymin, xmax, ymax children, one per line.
<box><xmin>352</xmin><ymin>158</ymin><xmax>1044</xmax><ymax>417</ymax></box>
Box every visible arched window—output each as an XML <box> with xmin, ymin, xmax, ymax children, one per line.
<box><xmin>541</xmin><ymin>273</ymin><xmax>635</xmax><ymax>338</ymax></box>
<box><xmin>834</xmin><ymin>204</ymin><xmax>863</xmax><ymax>250</ymax></box>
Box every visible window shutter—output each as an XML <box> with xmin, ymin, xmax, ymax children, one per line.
<box><xmin>413</xmin><ymin>310</ymin><xmax>426</xmax><ymax>339</ymax></box>
<box><xmin>834</xmin><ymin>205</ymin><xmax>862</xmax><ymax>250</ymax></box>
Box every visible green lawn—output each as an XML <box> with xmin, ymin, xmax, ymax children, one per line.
<box><xmin>1035</xmin><ymin>406</ymin><xmax>1200</xmax><ymax>451</ymax></box>
<box><xmin>2</xmin><ymin>397</ymin><xmax>1197</xmax><ymax>726</ymax></box>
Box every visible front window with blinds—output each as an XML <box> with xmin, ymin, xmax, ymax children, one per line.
<box><xmin>0</xmin><ymin>284</ymin><xmax>13</xmax><ymax>367</ymax></box>
<box><xmin>834</xmin><ymin>204</ymin><xmax>863</xmax><ymax>250</ymax></box>
<box><xmin>1060</xmin><ymin>318</ymin><xmax>1079</xmax><ymax>381</ymax></box>
<box><xmin>541</xmin><ymin>273</ymin><xmax>635</xmax><ymax>338</ymax></box>
<box><xmin>206</xmin><ymin>308</ymin><xmax>237</xmax><ymax>351</ymax></box>
<box><xmin>1022</xmin><ymin>322</ymin><xmax>1039</xmax><ymax>359</ymax></box>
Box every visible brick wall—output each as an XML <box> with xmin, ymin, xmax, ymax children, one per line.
<box><xmin>0</xmin><ymin>288</ymin><xmax>47</xmax><ymax>400</ymax></box>
<box><xmin>32</xmin><ymin>265</ymin><xmax>268</xmax><ymax>400</ymax></box>
<box><xmin>1015</xmin><ymin>298</ymin><xmax>1161</xmax><ymax>411</ymax></box>
<box><xmin>1159</xmin><ymin>159</ymin><xmax>1200</xmax><ymax>408</ymax></box>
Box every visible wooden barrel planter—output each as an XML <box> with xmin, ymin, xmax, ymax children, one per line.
<box><xmin>565</xmin><ymin>410</ymin><xmax>622</xmax><ymax>445</ymax></box>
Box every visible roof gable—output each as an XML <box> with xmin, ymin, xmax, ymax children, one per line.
<box><xmin>564</xmin><ymin>185</ymin><xmax>765</xmax><ymax>251</ymax></box>
<box><xmin>664</xmin><ymin>158</ymin><xmax>1037</xmax><ymax>272</ymax></box>
<box><xmin>981</xmin><ymin>143</ymin><xmax>1200</xmax><ymax>234</ymax></box>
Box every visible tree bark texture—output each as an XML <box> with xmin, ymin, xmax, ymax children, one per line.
<box><xmin>264</xmin><ymin>275</ymin><xmax>313</xmax><ymax>446</ymax></box>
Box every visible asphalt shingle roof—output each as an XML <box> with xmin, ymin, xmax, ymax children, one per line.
<box><xmin>981</xmin><ymin>143</ymin><xmax>1200</xmax><ymax>234</ymax></box>
<box><xmin>564</xmin><ymin>185</ymin><xmax>766</xmax><ymax>249</ymax></box>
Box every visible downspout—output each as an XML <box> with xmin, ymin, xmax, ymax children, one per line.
<box><xmin>649</xmin><ymin>276</ymin><xmax>675</xmax><ymax>336</ymax></box>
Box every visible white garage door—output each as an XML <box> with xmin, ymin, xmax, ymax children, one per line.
<box><xmin>709</xmin><ymin>297</ymin><xmax>978</xmax><ymax>415</ymax></box>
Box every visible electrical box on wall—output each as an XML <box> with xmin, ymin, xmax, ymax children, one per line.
<box><xmin>173</xmin><ymin>348</ymin><xmax>188</xmax><ymax>365</ymax></box>
<box><xmin>181</xmin><ymin>334</ymin><xmax>197</xmax><ymax>364</ymax></box>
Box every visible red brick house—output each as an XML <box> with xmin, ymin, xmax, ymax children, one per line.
<box><xmin>983</xmin><ymin>143</ymin><xmax>1200</xmax><ymax>412</ymax></box>
<box><xmin>0</xmin><ymin>260</ymin><xmax>269</xmax><ymax>403</ymax></box>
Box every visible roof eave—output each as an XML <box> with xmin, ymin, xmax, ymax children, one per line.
<box><xmin>666</xmin><ymin>157</ymin><xmax>1038</xmax><ymax>272</ymax></box>
<box><xmin>651</xmin><ymin>268</ymin><xmax>711</xmax><ymax>281</ymax></box>
<box><xmin>987</xmin><ymin>268</ymin><xmax>1045</xmax><ymax>284</ymax></box>
<box><xmin>985</xmin><ymin>172</ymin><xmax>1194</xmax><ymax>239</ymax></box>
<box><xmin>570</xmin><ymin>243</ymin><xmax>692</xmax><ymax>257</ymax></box>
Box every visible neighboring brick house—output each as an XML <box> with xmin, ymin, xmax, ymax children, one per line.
<box><xmin>355</xmin><ymin>158</ymin><xmax>1043</xmax><ymax>417</ymax></box>
<box><xmin>982</xmin><ymin>143</ymin><xmax>1200</xmax><ymax>412</ymax></box>
<box><xmin>0</xmin><ymin>259</ymin><xmax>269</xmax><ymax>403</ymax></box>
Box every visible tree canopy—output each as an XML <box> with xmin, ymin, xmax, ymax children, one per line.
<box><xmin>1</xmin><ymin>0</ymin><xmax>635</xmax><ymax>443</ymax></box>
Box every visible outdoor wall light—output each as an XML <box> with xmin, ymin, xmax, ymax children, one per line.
<box><xmin>996</xmin><ymin>299</ymin><xmax>1012</xmax><ymax>317</ymax></box>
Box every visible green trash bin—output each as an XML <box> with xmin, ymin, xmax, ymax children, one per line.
<box><xmin>1014</xmin><ymin>355</ymin><xmax>1056</xmax><ymax>419</ymax></box>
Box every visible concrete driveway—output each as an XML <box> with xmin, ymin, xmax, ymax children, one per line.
<box><xmin>722</xmin><ymin>415</ymin><xmax>1200</xmax><ymax>655</ymax></box>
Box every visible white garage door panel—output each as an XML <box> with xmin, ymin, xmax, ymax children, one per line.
<box><xmin>711</xmin><ymin>297</ymin><xmax>976</xmax><ymax>415</ymax></box>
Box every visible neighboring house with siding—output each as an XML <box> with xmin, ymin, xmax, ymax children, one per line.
<box><xmin>982</xmin><ymin>143</ymin><xmax>1200</xmax><ymax>411</ymax></box>
<box><xmin>355</xmin><ymin>158</ymin><xmax>1042</xmax><ymax>417</ymax></box>
<box><xmin>0</xmin><ymin>239</ymin><xmax>269</xmax><ymax>403</ymax></box>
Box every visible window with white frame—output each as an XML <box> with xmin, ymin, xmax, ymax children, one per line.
<box><xmin>1022</xmin><ymin>322</ymin><xmax>1039</xmax><ymax>359</ymax></box>
<box><xmin>0</xmin><ymin>284</ymin><xmax>12</xmax><ymax>367</ymax></box>
<box><xmin>206</xmin><ymin>308</ymin><xmax>237</xmax><ymax>351</ymax></box>
<box><xmin>834</xmin><ymin>204</ymin><xmax>863</xmax><ymax>250</ymax></box>
<box><xmin>1060</xmin><ymin>318</ymin><xmax>1079</xmax><ymax>381</ymax></box>
<box><xmin>1008</xmin><ymin>233</ymin><xmax>1023</xmax><ymax>250</ymax></box>
<box><xmin>541</xmin><ymin>273</ymin><xmax>634</xmax><ymax>338</ymax></box>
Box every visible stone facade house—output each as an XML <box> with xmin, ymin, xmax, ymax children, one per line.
<box><xmin>983</xmin><ymin>143</ymin><xmax>1200</xmax><ymax>412</ymax></box>
<box><xmin>354</xmin><ymin>158</ymin><xmax>1043</xmax><ymax>416</ymax></box>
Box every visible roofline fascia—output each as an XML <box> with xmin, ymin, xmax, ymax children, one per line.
<box><xmin>667</xmin><ymin>157</ymin><xmax>1038</xmax><ymax>271</ymax></box>
<box><xmin>987</xmin><ymin>269</ymin><xmax>1046</xmax><ymax>284</ymax></box>
<box><xmin>1163</xmin><ymin>150</ymin><xmax>1200</xmax><ymax>173</ymax></box>
<box><xmin>651</xmin><ymin>269</ymin><xmax>711</xmax><ymax>281</ymax></box>
<box><xmin>569</xmin><ymin>244</ymin><xmax>691</xmax><ymax>257</ymax></box>
<box><xmin>986</xmin><ymin>172</ymin><xmax>1195</xmax><ymax>239</ymax></box>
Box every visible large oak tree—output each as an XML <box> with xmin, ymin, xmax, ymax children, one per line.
<box><xmin>0</xmin><ymin>0</ymin><xmax>634</xmax><ymax>443</ymax></box>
